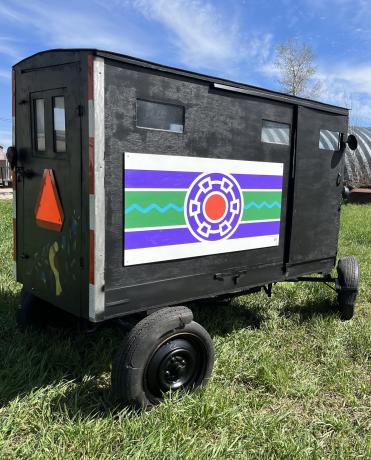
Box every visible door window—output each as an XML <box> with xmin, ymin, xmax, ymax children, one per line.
<box><xmin>53</xmin><ymin>96</ymin><xmax>66</xmax><ymax>152</ymax></box>
<box><xmin>34</xmin><ymin>99</ymin><xmax>46</xmax><ymax>151</ymax></box>
<box><xmin>32</xmin><ymin>90</ymin><xmax>67</xmax><ymax>157</ymax></box>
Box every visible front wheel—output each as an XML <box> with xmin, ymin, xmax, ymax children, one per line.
<box><xmin>111</xmin><ymin>306</ymin><xmax>214</xmax><ymax>409</ymax></box>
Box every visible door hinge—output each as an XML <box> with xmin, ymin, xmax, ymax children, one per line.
<box><xmin>79</xmin><ymin>257</ymin><xmax>84</xmax><ymax>268</ymax></box>
<box><xmin>78</xmin><ymin>105</ymin><xmax>84</xmax><ymax>117</ymax></box>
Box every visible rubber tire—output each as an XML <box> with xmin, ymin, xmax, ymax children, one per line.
<box><xmin>111</xmin><ymin>306</ymin><xmax>214</xmax><ymax>409</ymax></box>
<box><xmin>337</xmin><ymin>256</ymin><xmax>360</xmax><ymax>320</ymax></box>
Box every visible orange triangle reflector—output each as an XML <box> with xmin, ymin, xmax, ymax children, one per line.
<box><xmin>35</xmin><ymin>169</ymin><xmax>64</xmax><ymax>232</ymax></box>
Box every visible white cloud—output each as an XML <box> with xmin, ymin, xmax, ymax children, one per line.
<box><xmin>132</xmin><ymin>0</ymin><xmax>273</xmax><ymax>71</ymax></box>
<box><xmin>0</xmin><ymin>0</ymin><xmax>274</xmax><ymax>77</ymax></box>
<box><xmin>324</xmin><ymin>66</ymin><xmax>371</xmax><ymax>95</ymax></box>
<box><xmin>0</xmin><ymin>35</ymin><xmax>23</xmax><ymax>61</ymax></box>
<box><xmin>134</xmin><ymin>0</ymin><xmax>237</xmax><ymax>65</ymax></box>
<box><xmin>0</xmin><ymin>0</ymin><xmax>154</xmax><ymax>59</ymax></box>
<box><xmin>315</xmin><ymin>65</ymin><xmax>371</xmax><ymax>125</ymax></box>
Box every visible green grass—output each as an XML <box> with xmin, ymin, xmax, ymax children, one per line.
<box><xmin>0</xmin><ymin>199</ymin><xmax>370</xmax><ymax>459</ymax></box>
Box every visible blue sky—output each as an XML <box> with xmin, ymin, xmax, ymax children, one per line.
<box><xmin>1</xmin><ymin>0</ymin><xmax>371</xmax><ymax>147</ymax></box>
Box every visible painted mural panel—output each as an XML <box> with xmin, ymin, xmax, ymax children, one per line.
<box><xmin>124</xmin><ymin>153</ymin><xmax>284</xmax><ymax>266</ymax></box>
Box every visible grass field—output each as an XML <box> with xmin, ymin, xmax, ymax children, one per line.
<box><xmin>0</xmin><ymin>199</ymin><xmax>370</xmax><ymax>459</ymax></box>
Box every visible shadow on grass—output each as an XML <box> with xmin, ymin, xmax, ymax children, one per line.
<box><xmin>280</xmin><ymin>296</ymin><xmax>339</xmax><ymax>322</ymax></box>
<box><xmin>0</xmin><ymin>285</ymin><xmax>340</xmax><ymax>419</ymax></box>
<box><xmin>190</xmin><ymin>296</ymin><xmax>263</xmax><ymax>335</ymax></box>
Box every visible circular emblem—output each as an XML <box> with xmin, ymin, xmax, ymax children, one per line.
<box><xmin>185</xmin><ymin>172</ymin><xmax>243</xmax><ymax>242</ymax></box>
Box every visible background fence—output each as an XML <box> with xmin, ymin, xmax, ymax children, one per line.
<box><xmin>0</xmin><ymin>160</ymin><xmax>12</xmax><ymax>187</ymax></box>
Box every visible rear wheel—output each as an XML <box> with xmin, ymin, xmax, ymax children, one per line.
<box><xmin>337</xmin><ymin>256</ymin><xmax>360</xmax><ymax>320</ymax></box>
<box><xmin>111</xmin><ymin>306</ymin><xmax>214</xmax><ymax>409</ymax></box>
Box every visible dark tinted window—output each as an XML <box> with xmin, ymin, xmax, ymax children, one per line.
<box><xmin>137</xmin><ymin>99</ymin><xmax>184</xmax><ymax>133</ymax></box>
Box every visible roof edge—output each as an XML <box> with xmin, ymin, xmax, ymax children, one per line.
<box><xmin>14</xmin><ymin>48</ymin><xmax>349</xmax><ymax>115</ymax></box>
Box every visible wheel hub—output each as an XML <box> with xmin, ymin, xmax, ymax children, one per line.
<box><xmin>146</xmin><ymin>336</ymin><xmax>203</xmax><ymax>396</ymax></box>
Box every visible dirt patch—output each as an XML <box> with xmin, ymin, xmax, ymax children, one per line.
<box><xmin>0</xmin><ymin>188</ymin><xmax>13</xmax><ymax>200</ymax></box>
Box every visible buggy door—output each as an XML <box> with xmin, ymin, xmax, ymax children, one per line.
<box><xmin>288</xmin><ymin>106</ymin><xmax>347</xmax><ymax>265</ymax></box>
<box><xmin>16</xmin><ymin>62</ymin><xmax>82</xmax><ymax>314</ymax></box>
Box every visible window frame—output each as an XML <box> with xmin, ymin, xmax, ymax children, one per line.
<box><xmin>30</xmin><ymin>88</ymin><xmax>68</xmax><ymax>160</ymax></box>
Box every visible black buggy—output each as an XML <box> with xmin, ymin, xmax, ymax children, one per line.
<box><xmin>9</xmin><ymin>49</ymin><xmax>359</xmax><ymax>408</ymax></box>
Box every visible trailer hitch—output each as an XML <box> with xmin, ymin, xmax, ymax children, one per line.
<box><xmin>286</xmin><ymin>275</ymin><xmax>338</xmax><ymax>293</ymax></box>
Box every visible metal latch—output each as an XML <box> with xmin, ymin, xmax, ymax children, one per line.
<box><xmin>17</xmin><ymin>167</ymin><xmax>35</xmax><ymax>181</ymax></box>
<box><xmin>214</xmin><ymin>269</ymin><xmax>248</xmax><ymax>285</ymax></box>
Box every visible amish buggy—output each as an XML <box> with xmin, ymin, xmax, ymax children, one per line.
<box><xmin>8</xmin><ymin>49</ymin><xmax>360</xmax><ymax>408</ymax></box>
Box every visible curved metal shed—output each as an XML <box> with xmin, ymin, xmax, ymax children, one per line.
<box><xmin>320</xmin><ymin>126</ymin><xmax>371</xmax><ymax>188</ymax></box>
<box><xmin>345</xmin><ymin>127</ymin><xmax>371</xmax><ymax>187</ymax></box>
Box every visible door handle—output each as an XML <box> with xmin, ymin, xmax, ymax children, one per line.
<box><xmin>23</xmin><ymin>169</ymin><xmax>36</xmax><ymax>179</ymax></box>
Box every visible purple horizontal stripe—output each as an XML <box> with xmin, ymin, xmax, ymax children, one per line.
<box><xmin>125</xmin><ymin>170</ymin><xmax>200</xmax><ymax>189</ymax></box>
<box><xmin>124</xmin><ymin>221</ymin><xmax>280</xmax><ymax>250</ymax></box>
<box><xmin>125</xmin><ymin>227</ymin><xmax>197</xmax><ymax>249</ymax></box>
<box><xmin>232</xmin><ymin>174</ymin><xmax>283</xmax><ymax>190</ymax></box>
<box><xmin>125</xmin><ymin>169</ymin><xmax>283</xmax><ymax>190</ymax></box>
<box><xmin>230</xmin><ymin>220</ymin><xmax>280</xmax><ymax>239</ymax></box>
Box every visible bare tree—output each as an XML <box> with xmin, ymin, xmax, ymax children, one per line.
<box><xmin>274</xmin><ymin>38</ymin><xmax>321</xmax><ymax>98</ymax></box>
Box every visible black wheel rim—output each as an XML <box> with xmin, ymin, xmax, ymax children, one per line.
<box><xmin>145</xmin><ymin>334</ymin><xmax>206</xmax><ymax>399</ymax></box>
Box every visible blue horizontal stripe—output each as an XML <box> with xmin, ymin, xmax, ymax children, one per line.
<box><xmin>233</xmin><ymin>174</ymin><xmax>283</xmax><ymax>190</ymax></box>
<box><xmin>125</xmin><ymin>203</ymin><xmax>184</xmax><ymax>215</ymax></box>
<box><xmin>244</xmin><ymin>201</ymin><xmax>281</xmax><ymax>210</ymax></box>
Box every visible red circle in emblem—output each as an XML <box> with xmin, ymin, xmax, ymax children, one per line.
<box><xmin>204</xmin><ymin>193</ymin><xmax>227</xmax><ymax>221</ymax></box>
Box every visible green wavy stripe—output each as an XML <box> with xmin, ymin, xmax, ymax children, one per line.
<box><xmin>124</xmin><ymin>190</ymin><xmax>283</xmax><ymax>229</ymax></box>
<box><xmin>242</xmin><ymin>191</ymin><xmax>282</xmax><ymax>221</ymax></box>
<box><xmin>125</xmin><ymin>191</ymin><xmax>186</xmax><ymax>228</ymax></box>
